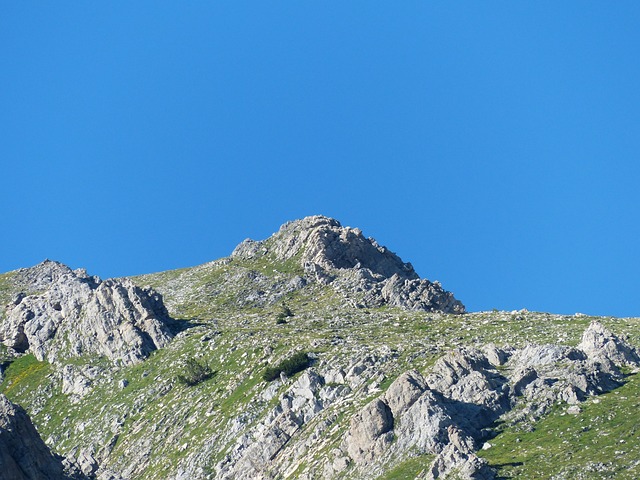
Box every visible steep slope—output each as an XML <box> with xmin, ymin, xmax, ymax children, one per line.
<box><xmin>0</xmin><ymin>394</ymin><xmax>84</xmax><ymax>480</ymax></box>
<box><xmin>0</xmin><ymin>217</ymin><xmax>638</xmax><ymax>479</ymax></box>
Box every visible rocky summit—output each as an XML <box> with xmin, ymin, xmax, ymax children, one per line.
<box><xmin>232</xmin><ymin>216</ymin><xmax>464</xmax><ymax>313</ymax></box>
<box><xmin>0</xmin><ymin>216</ymin><xmax>639</xmax><ymax>479</ymax></box>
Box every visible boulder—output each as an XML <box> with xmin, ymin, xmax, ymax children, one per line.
<box><xmin>382</xmin><ymin>369</ymin><xmax>427</xmax><ymax>417</ymax></box>
<box><xmin>578</xmin><ymin>321</ymin><xmax>640</xmax><ymax>367</ymax></box>
<box><xmin>344</xmin><ymin>398</ymin><xmax>394</xmax><ymax>464</ymax></box>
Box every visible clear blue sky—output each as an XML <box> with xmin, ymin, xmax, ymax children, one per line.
<box><xmin>2</xmin><ymin>3</ymin><xmax>639</xmax><ymax>317</ymax></box>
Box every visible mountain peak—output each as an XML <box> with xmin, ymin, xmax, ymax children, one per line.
<box><xmin>233</xmin><ymin>215</ymin><xmax>464</xmax><ymax>313</ymax></box>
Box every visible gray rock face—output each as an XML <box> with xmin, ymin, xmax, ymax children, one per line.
<box><xmin>425</xmin><ymin>348</ymin><xmax>510</xmax><ymax>432</ymax></box>
<box><xmin>382</xmin><ymin>369</ymin><xmax>427</xmax><ymax>417</ymax></box>
<box><xmin>578</xmin><ymin>320</ymin><xmax>640</xmax><ymax>367</ymax></box>
<box><xmin>232</xmin><ymin>216</ymin><xmax>465</xmax><ymax>313</ymax></box>
<box><xmin>506</xmin><ymin>342</ymin><xmax>625</xmax><ymax>410</ymax></box>
<box><xmin>0</xmin><ymin>260</ymin><xmax>174</xmax><ymax>366</ymax></box>
<box><xmin>0</xmin><ymin>394</ymin><xmax>79</xmax><ymax>480</ymax></box>
<box><xmin>426</xmin><ymin>426</ymin><xmax>495</xmax><ymax>480</ymax></box>
<box><xmin>381</xmin><ymin>274</ymin><xmax>465</xmax><ymax>313</ymax></box>
<box><xmin>215</xmin><ymin>369</ymin><xmax>350</xmax><ymax>480</ymax></box>
<box><xmin>344</xmin><ymin>398</ymin><xmax>394</xmax><ymax>464</ymax></box>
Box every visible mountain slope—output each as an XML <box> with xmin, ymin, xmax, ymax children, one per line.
<box><xmin>0</xmin><ymin>216</ymin><xmax>638</xmax><ymax>479</ymax></box>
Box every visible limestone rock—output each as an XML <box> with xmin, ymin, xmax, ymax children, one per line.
<box><xmin>506</xmin><ymin>343</ymin><xmax>624</xmax><ymax>409</ymax></box>
<box><xmin>344</xmin><ymin>398</ymin><xmax>394</xmax><ymax>464</ymax></box>
<box><xmin>425</xmin><ymin>348</ymin><xmax>510</xmax><ymax>430</ymax></box>
<box><xmin>0</xmin><ymin>260</ymin><xmax>175</xmax><ymax>366</ymax></box>
<box><xmin>578</xmin><ymin>321</ymin><xmax>640</xmax><ymax>367</ymax></box>
<box><xmin>382</xmin><ymin>369</ymin><xmax>427</xmax><ymax>417</ymax></box>
<box><xmin>381</xmin><ymin>274</ymin><xmax>465</xmax><ymax>313</ymax></box>
<box><xmin>216</xmin><ymin>368</ymin><xmax>347</xmax><ymax>479</ymax></box>
<box><xmin>426</xmin><ymin>426</ymin><xmax>495</xmax><ymax>480</ymax></box>
<box><xmin>0</xmin><ymin>394</ymin><xmax>80</xmax><ymax>480</ymax></box>
<box><xmin>392</xmin><ymin>390</ymin><xmax>453</xmax><ymax>455</ymax></box>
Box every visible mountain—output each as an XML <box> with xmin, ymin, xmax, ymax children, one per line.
<box><xmin>0</xmin><ymin>216</ymin><xmax>638</xmax><ymax>479</ymax></box>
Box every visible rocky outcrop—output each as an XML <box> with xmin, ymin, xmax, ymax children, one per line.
<box><xmin>0</xmin><ymin>261</ymin><xmax>174</xmax><ymax>366</ymax></box>
<box><xmin>232</xmin><ymin>216</ymin><xmax>465</xmax><ymax>313</ymax></box>
<box><xmin>344</xmin><ymin>398</ymin><xmax>394</xmax><ymax>464</ymax></box>
<box><xmin>338</xmin><ymin>321</ymin><xmax>638</xmax><ymax>479</ymax></box>
<box><xmin>0</xmin><ymin>394</ymin><xmax>83</xmax><ymax>480</ymax></box>
<box><xmin>381</xmin><ymin>274</ymin><xmax>464</xmax><ymax>312</ymax></box>
<box><xmin>578</xmin><ymin>320</ymin><xmax>640</xmax><ymax>367</ymax></box>
<box><xmin>426</xmin><ymin>426</ymin><xmax>495</xmax><ymax>480</ymax></box>
<box><xmin>216</xmin><ymin>369</ymin><xmax>351</xmax><ymax>479</ymax></box>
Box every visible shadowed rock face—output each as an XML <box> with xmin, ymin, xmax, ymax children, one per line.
<box><xmin>232</xmin><ymin>215</ymin><xmax>465</xmax><ymax>313</ymax></box>
<box><xmin>0</xmin><ymin>394</ymin><xmax>78</xmax><ymax>480</ymax></box>
<box><xmin>0</xmin><ymin>260</ymin><xmax>174</xmax><ymax>366</ymax></box>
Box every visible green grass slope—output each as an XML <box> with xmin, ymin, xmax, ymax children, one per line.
<box><xmin>0</xmin><ymin>255</ymin><xmax>638</xmax><ymax>479</ymax></box>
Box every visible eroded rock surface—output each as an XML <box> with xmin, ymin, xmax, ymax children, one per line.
<box><xmin>0</xmin><ymin>261</ymin><xmax>174</xmax><ymax>366</ymax></box>
<box><xmin>579</xmin><ymin>320</ymin><xmax>640</xmax><ymax>367</ymax></box>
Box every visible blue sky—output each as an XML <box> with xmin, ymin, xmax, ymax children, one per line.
<box><xmin>2</xmin><ymin>3</ymin><xmax>639</xmax><ymax>317</ymax></box>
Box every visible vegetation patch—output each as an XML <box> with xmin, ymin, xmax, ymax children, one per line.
<box><xmin>376</xmin><ymin>454</ymin><xmax>435</xmax><ymax>479</ymax></box>
<box><xmin>0</xmin><ymin>354</ymin><xmax>49</xmax><ymax>396</ymax></box>
<box><xmin>176</xmin><ymin>357</ymin><xmax>216</xmax><ymax>387</ymax></box>
<box><xmin>263</xmin><ymin>351</ymin><xmax>311</xmax><ymax>382</ymax></box>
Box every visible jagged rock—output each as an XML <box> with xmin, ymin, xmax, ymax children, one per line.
<box><xmin>65</xmin><ymin>447</ymin><xmax>99</xmax><ymax>477</ymax></box>
<box><xmin>425</xmin><ymin>348</ymin><xmax>510</xmax><ymax>431</ymax></box>
<box><xmin>392</xmin><ymin>390</ymin><xmax>453</xmax><ymax>455</ymax></box>
<box><xmin>426</xmin><ymin>426</ymin><xmax>495</xmax><ymax>480</ymax></box>
<box><xmin>220</xmin><ymin>408</ymin><xmax>301</xmax><ymax>479</ymax></box>
<box><xmin>509</xmin><ymin>344</ymin><xmax>586</xmax><ymax>368</ymax></box>
<box><xmin>578</xmin><ymin>321</ymin><xmax>640</xmax><ymax>367</ymax></box>
<box><xmin>234</xmin><ymin>216</ymin><xmax>413</xmax><ymax>280</ymax></box>
<box><xmin>0</xmin><ymin>394</ymin><xmax>81</xmax><ymax>480</ymax></box>
<box><xmin>483</xmin><ymin>344</ymin><xmax>512</xmax><ymax>367</ymax></box>
<box><xmin>381</xmin><ymin>274</ymin><xmax>465</xmax><ymax>313</ymax></box>
<box><xmin>0</xmin><ymin>261</ymin><xmax>175</xmax><ymax>366</ymax></box>
<box><xmin>506</xmin><ymin>343</ymin><xmax>624</xmax><ymax>410</ymax></box>
<box><xmin>232</xmin><ymin>216</ymin><xmax>465</xmax><ymax>313</ymax></box>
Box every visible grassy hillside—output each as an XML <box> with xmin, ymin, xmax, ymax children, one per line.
<box><xmin>1</xmin><ymin>255</ymin><xmax>639</xmax><ymax>478</ymax></box>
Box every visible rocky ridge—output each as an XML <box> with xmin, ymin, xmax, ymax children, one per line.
<box><xmin>232</xmin><ymin>216</ymin><xmax>464</xmax><ymax>313</ymax></box>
